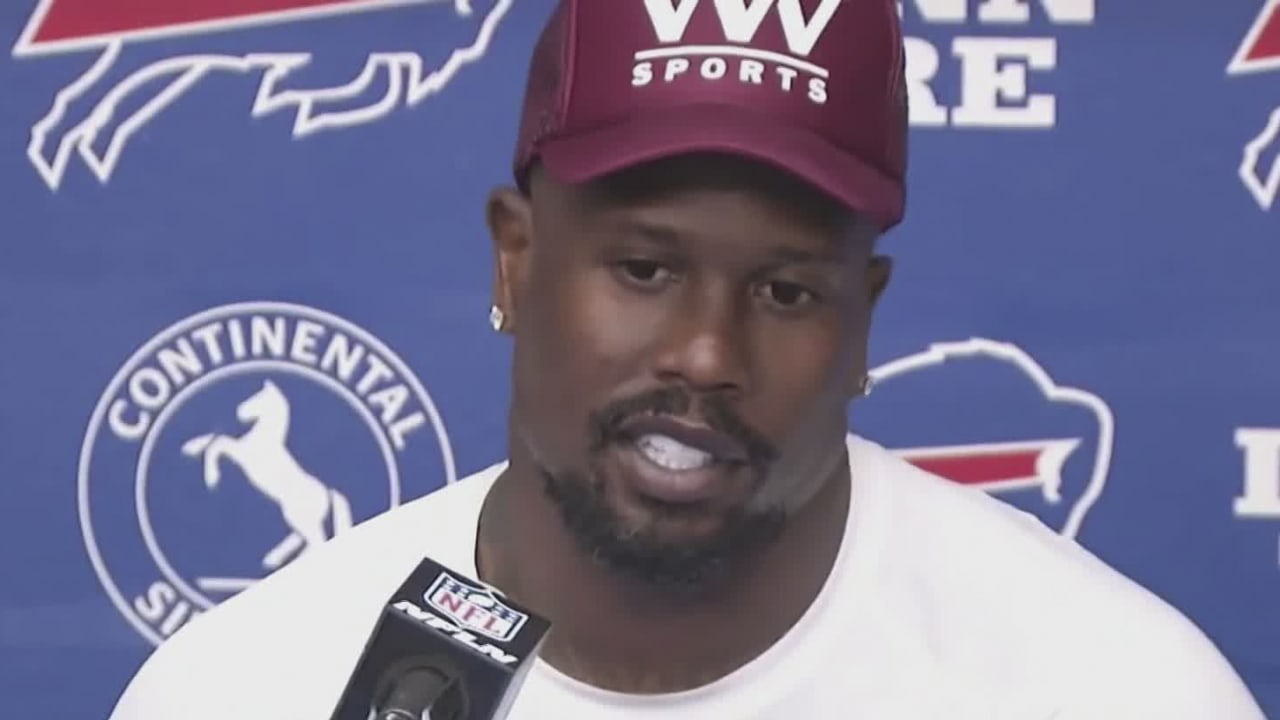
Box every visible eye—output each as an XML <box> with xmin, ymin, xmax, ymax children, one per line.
<box><xmin>759</xmin><ymin>280</ymin><xmax>818</xmax><ymax>309</ymax></box>
<box><xmin>614</xmin><ymin>259</ymin><xmax>675</xmax><ymax>289</ymax></box>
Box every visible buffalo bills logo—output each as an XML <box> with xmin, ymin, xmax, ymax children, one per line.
<box><xmin>856</xmin><ymin>337</ymin><xmax>1115</xmax><ymax>539</ymax></box>
<box><xmin>1227</xmin><ymin>0</ymin><xmax>1280</xmax><ymax>210</ymax></box>
<box><xmin>12</xmin><ymin>0</ymin><xmax>513</xmax><ymax>189</ymax></box>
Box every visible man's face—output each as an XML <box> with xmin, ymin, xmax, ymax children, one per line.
<box><xmin>488</xmin><ymin>153</ymin><xmax>890</xmax><ymax>590</ymax></box>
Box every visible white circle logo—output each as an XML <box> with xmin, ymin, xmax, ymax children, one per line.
<box><xmin>79</xmin><ymin>302</ymin><xmax>456</xmax><ymax>645</ymax></box>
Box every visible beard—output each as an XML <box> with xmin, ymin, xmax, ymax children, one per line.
<box><xmin>540</xmin><ymin>386</ymin><xmax>785</xmax><ymax>592</ymax></box>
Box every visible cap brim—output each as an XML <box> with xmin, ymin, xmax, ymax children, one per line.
<box><xmin>536</xmin><ymin>103</ymin><xmax>903</xmax><ymax>231</ymax></box>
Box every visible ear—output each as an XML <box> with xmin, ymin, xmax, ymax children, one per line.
<box><xmin>846</xmin><ymin>218</ymin><xmax>891</xmax><ymax>309</ymax></box>
<box><xmin>485</xmin><ymin>187</ymin><xmax>534</xmax><ymax>334</ymax></box>
<box><xmin>846</xmin><ymin>252</ymin><xmax>893</xmax><ymax>399</ymax></box>
<box><xmin>865</xmin><ymin>254</ymin><xmax>893</xmax><ymax>308</ymax></box>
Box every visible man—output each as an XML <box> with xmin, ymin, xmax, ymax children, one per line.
<box><xmin>108</xmin><ymin>0</ymin><xmax>1265</xmax><ymax>718</ymax></box>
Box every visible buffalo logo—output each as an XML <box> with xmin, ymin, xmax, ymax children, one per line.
<box><xmin>858</xmin><ymin>337</ymin><xmax>1115</xmax><ymax>539</ymax></box>
<box><xmin>1227</xmin><ymin>0</ymin><xmax>1280</xmax><ymax>210</ymax></box>
<box><xmin>79</xmin><ymin>301</ymin><xmax>456</xmax><ymax>645</ymax></box>
<box><xmin>426</xmin><ymin>572</ymin><xmax>527</xmax><ymax>643</ymax></box>
<box><xmin>11</xmin><ymin>0</ymin><xmax>513</xmax><ymax>190</ymax></box>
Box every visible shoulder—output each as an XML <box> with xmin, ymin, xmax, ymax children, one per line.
<box><xmin>853</xmin><ymin>433</ymin><xmax>1171</xmax><ymax>614</ymax></box>
<box><xmin>106</xmin><ymin>462</ymin><xmax>504</xmax><ymax>720</ymax></box>
<box><xmin>849</xmin><ymin>436</ymin><xmax>1265</xmax><ymax>718</ymax></box>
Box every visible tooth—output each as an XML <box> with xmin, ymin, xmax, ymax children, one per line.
<box><xmin>637</xmin><ymin>434</ymin><xmax>712</xmax><ymax>471</ymax></box>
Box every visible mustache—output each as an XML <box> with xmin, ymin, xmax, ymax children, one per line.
<box><xmin>587</xmin><ymin>386</ymin><xmax>779</xmax><ymax>467</ymax></box>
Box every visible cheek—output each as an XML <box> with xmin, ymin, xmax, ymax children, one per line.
<box><xmin>515</xmin><ymin>269</ymin><xmax>660</xmax><ymax>461</ymax></box>
<box><xmin>752</xmin><ymin>318</ymin><xmax>852</xmax><ymax>431</ymax></box>
<box><xmin>552</xmin><ymin>269</ymin><xmax>663</xmax><ymax>387</ymax></box>
<box><xmin>567</xmin><ymin>276</ymin><xmax>661</xmax><ymax>367</ymax></box>
<box><xmin>743</xmin><ymin>321</ymin><xmax>853</xmax><ymax>508</ymax></box>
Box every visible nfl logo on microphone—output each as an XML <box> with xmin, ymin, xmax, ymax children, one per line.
<box><xmin>425</xmin><ymin>572</ymin><xmax>528</xmax><ymax>644</ymax></box>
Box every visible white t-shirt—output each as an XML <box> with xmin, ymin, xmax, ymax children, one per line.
<box><xmin>106</xmin><ymin>435</ymin><xmax>1265</xmax><ymax>719</ymax></box>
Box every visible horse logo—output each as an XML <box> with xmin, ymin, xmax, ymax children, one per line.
<box><xmin>181</xmin><ymin>379</ymin><xmax>353</xmax><ymax>572</ymax></box>
<box><xmin>80</xmin><ymin>301</ymin><xmax>455</xmax><ymax>646</ymax></box>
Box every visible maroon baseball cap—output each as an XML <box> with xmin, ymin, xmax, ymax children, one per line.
<box><xmin>512</xmin><ymin>0</ymin><xmax>909</xmax><ymax>231</ymax></box>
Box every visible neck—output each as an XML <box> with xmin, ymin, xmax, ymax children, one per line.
<box><xmin>475</xmin><ymin>446</ymin><xmax>851</xmax><ymax>695</ymax></box>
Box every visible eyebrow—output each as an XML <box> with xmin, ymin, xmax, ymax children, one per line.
<box><xmin>615</xmin><ymin>219</ymin><xmax>846</xmax><ymax>266</ymax></box>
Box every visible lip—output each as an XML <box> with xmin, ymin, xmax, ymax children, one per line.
<box><xmin>612</xmin><ymin>441</ymin><xmax>737</xmax><ymax>504</ymax></box>
<box><xmin>617</xmin><ymin>415</ymin><xmax>749</xmax><ymax>464</ymax></box>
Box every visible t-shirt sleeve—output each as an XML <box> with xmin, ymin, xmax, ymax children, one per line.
<box><xmin>106</xmin><ymin>651</ymin><xmax>183</xmax><ymax>719</ymax></box>
<box><xmin>1054</xmin><ymin>613</ymin><xmax>1267</xmax><ymax>720</ymax></box>
<box><xmin>104</xmin><ymin>615</ymin><xmax>213</xmax><ymax>719</ymax></box>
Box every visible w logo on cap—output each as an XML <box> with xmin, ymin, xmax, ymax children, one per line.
<box><xmin>642</xmin><ymin>0</ymin><xmax>843</xmax><ymax>58</ymax></box>
<box><xmin>634</xmin><ymin>0</ymin><xmax>857</xmax><ymax>108</ymax></box>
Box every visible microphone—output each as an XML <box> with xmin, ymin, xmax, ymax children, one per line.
<box><xmin>328</xmin><ymin>556</ymin><xmax>551</xmax><ymax>720</ymax></box>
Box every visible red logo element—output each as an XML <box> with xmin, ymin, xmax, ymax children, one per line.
<box><xmin>865</xmin><ymin>338</ymin><xmax>1115</xmax><ymax>539</ymax></box>
<box><xmin>14</xmin><ymin>0</ymin><xmax>427</xmax><ymax>55</ymax></box>
<box><xmin>1228</xmin><ymin>0</ymin><xmax>1280</xmax><ymax>75</ymax></box>
<box><xmin>896</xmin><ymin>439</ymin><xmax>1080</xmax><ymax>502</ymax></box>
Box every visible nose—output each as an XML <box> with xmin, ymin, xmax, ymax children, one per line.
<box><xmin>651</xmin><ymin>288</ymin><xmax>750</xmax><ymax>395</ymax></box>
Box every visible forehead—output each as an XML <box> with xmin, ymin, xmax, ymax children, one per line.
<box><xmin>534</xmin><ymin>153</ymin><xmax>861</xmax><ymax>239</ymax></box>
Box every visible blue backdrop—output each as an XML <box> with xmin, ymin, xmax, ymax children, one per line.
<box><xmin>3</xmin><ymin>0</ymin><xmax>1278</xmax><ymax>717</ymax></box>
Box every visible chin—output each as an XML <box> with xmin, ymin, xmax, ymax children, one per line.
<box><xmin>612</xmin><ymin>489</ymin><xmax>736</xmax><ymax>545</ymax></box>
<box><xmin>541</xmin><ymin>464</ymin><xmax>786</xmax><ymax>590</ymax></box>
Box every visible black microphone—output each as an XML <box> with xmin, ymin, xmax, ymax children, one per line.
<box><xmin>328</xmin><ymin>557</ymin><xmax>551</xmax><ymax>720</ymax></box>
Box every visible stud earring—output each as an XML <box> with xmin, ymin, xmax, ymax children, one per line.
<box><xmin>858</xmin><ymin>374</ymin><xmax>874</xmax><ymax>397</ymax></box>
<box><xmin>489</xmin><ymin>305</ymin><xmax>505</xmax><ymax>332</ymax></box>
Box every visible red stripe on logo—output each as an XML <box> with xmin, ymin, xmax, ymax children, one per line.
<box><xmin>906</xmin><ymin>450</ymin><xmax>1041</xmax><ymax>486</ymax></box>
<box><xmin>30</xmin><ymin>0</ymin><xmax>375</xmax><ymax>44</ymax></box>
<box><xmin>1246</xmin><ymin>2</ymin><xmax>1280</xmax><ymax>63</ymax></box>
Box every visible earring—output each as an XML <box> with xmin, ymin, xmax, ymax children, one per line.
<box><xmin>489</xmin><ymin>305</ymin><xmax>505</xmax><ymax>332</ymax></box>
<box><xmin>858</xmin><ymin>374</ymin><xmax>874</xmax><ymax>397</ymax></box>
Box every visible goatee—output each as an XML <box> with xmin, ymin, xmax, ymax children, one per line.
<box><xmin>541</xmin><ymin>386</ymin><xmax>784</xmax><ymax>592</ymax></box>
